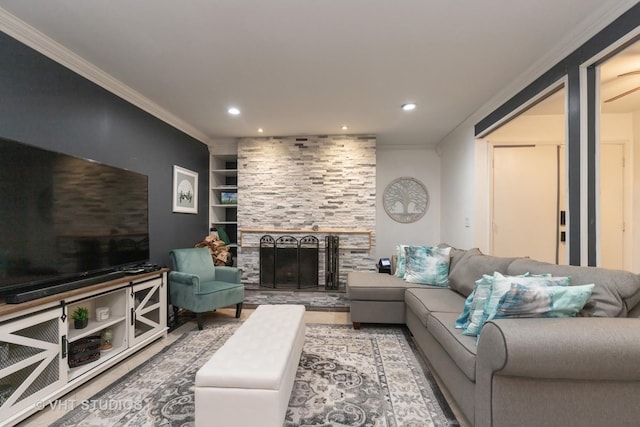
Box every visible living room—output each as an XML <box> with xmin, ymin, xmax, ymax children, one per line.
<box><xmin>1</xmin><ymin>2</ymin><xmax>640</xmax><ymax>426</ymax></box>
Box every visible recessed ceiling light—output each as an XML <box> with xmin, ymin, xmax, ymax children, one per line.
<box><xmin>341</xmin><ymin>125</ymin><xmax>348</xmax><ymax>130</ymax></box>
<box><xmin>257</xmin><ymin>128</ymin><xmax>264</xmax><ymax>133</ymax></box>
<box><xmin>401</xmin><ymin>103</ymin><xmax>417</xmax><ymax>111</ymax></box>
<box><xmin>227</xmin><ymin>107</ymin><xmax>240</xmax><ymax>115</ymax></box>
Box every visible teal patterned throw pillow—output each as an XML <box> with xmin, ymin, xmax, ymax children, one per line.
<box><xmin>461</xmin><ymin>274</ymin><xmax>496</xmax><ymax>335</ymax></box>
<box><xmin>403</xmin><ymin>245</ymin><xmax>451</xmax><ymax>286</ymax></box>
<box><xmin>493</xmin><ymin>283</ymin><xmax>594</xmax><ymax>319</ymax></box>
<box><xmin>394</xmin><ymin>244</ymin><xmax>409</xmax><ymax>278</ymax></box>
<box><xmin>456</xmin><ymin>274</ymin><xmax>494</xmax><ymax>330</ymax></box>
<box><xmin>480</xmin><ymin>273</ymin><xmax>571</xmax><ymax>330</ymax></box>
<box><xmin>455</xmin><ymin>289</ymin><xmax>475</xmax><ymax>329</ymax></box>
<box><xmin>463</xmin><ymin>272</ymin><xmax>572</xmax><ymax>337</ymax></box>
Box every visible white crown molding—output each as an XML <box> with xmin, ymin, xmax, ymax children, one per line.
<box><xmin>0</xmin><ymin>7</ymin><xmax>212</xmax><ymax>145</ymax></box>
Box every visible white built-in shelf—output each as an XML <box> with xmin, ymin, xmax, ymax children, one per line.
<box><xmin>67</xmin><ymin>315</ymin><xmax>126</xmax><ymax>342</ymax></box>
<box><xmin>210</xmin><ymin>149</ymin><xmax>239</xmax><ymax>245</ymax></box>
<box><xmin>211</xmin><ymin>169</ymin><xmax>238</xmax><ymax>176</ymax></box>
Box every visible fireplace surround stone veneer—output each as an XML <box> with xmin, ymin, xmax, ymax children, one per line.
<box><xmin>237</xmin><ymin>135</ymin><xmax>377</xmax><ymax>286</ymax></box>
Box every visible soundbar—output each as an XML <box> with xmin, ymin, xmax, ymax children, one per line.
<box><xmin>3</xmin><ymin>271</ymin><xmax>127</xmax><ymax>304</ymax></box>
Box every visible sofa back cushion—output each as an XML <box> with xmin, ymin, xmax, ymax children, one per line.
<box><xmin>507</xmin><ymin>258</ymin><xmax>640</xmax><ymax>317</ymax></box>
<box><xmin>448</xmin><ymin>252</ymin><xmax>516</xmax><ymax>297</ymax></box>
<box><xmin>437</xmin><ymin>243</ymin><xmax>473</xmax><ymax>273</ymax></box>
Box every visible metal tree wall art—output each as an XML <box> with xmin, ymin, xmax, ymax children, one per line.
<box><xmin>383</xmin><ymin>177</ymin><xmax>429</xmax><ymax>223</ymax></box>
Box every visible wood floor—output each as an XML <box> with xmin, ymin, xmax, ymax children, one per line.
<box><xmin>20</xmin><ymin>308</ymin><xmax>470</xmax><ymax>427</ymax></box>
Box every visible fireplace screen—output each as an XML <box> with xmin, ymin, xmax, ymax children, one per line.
<box><xmin>259</xmin><ymin>235</ymin><xmax>319</xmax><ymax>289</ymax></box>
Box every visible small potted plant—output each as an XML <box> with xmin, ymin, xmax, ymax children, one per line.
<box><xmin>72</xmin><ymin>307</ymin><xmax>89</xmax><ymax>329</ymax></box>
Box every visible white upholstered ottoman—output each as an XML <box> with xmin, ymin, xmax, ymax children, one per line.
<box><xmin>194</xmin><ymin>304</ymin><xmax>306</xmax><ymax>427</ymax></box>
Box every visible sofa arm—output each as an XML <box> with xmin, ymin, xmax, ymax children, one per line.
<box><xmin>478</xmin><ymin>317</ymin><xmax>640</xmax><ymax>380</ymax></box>
<box><xmin>168</xmin><ymin>271</ymin><xmax>201</xmax><ymax>291</ymax></box>
<box><xmin>475</xmin><ymin>317</ymin><xmax>640</xmax><ymax>427</ymax></box>
<box><xmin>214</xmin><ymin>266</ymin><xmax>242</xmax><ymax>284</ymax></box>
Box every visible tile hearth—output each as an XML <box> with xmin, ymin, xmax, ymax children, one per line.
<box><xmin>243</xmin><ymin>289</ymin><xmax>349</xmax><ymax>311</ymax></box>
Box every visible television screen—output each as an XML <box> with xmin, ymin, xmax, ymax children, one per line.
<box><xmin>0</xmin><ymin>137</ymin><xmax>150</xmax><ymax>299</ymax></box>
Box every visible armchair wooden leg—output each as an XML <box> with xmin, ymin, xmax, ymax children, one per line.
<box><xmin>235</xmin><ymin>302</ymin><xmax>243</xmax><ymax>319</ymax></box>
<box><xmin>196</xmin><ymin>312</ymin><xmax>204</xmax><ymax>330</ymax></box>
<box><xmin>353</xmin><ymin>322</ymin><xmax>361</xmax><ymax>329</ymax></box>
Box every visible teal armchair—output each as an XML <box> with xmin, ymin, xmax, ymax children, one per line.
<box><xmin>169</xmin><ymin>248</ymin><xmax>244</xmax><ymax>330</ymax></box>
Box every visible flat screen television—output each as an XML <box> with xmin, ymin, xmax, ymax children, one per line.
<box><xmin>0</xmin><ymin>137</ymin><xmax>150</xmax><ymax>303</ymax></box>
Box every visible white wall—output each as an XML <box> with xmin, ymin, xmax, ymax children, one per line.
<box><xmin>439</xmin><ymin>125</ymin><xmax>477</xmax><ymax>250</ymax></box>
<box><xmin>376</xmin><ymin>135</ymin><xmax>441</xmax><ymax>258</ymax></box>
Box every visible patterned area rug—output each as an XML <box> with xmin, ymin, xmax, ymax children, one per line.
<box><xmin>52</xmin><ymin>322</ymin><xmax>458</xmax><ymax>426</ymax></box>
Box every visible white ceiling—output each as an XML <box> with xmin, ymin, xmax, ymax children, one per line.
<box><xmin>0</xmin><ymin>1</ymin><xmax>636</xmax><ymax>146</ymax></box>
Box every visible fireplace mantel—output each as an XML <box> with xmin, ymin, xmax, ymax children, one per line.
<box><xmin>239</xmin><ymin>229</ymin><xmax>372</xmax><ymax>251</ymax></box>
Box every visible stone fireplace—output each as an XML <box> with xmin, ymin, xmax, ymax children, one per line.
<box><xmin>237</xmin><ymin>135</ymin><xmax>377</xmax><ymax>287</ymax></box>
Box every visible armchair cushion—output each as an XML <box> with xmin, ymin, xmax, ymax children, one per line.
<box><xmin>171</xmin><ymin>280</ymin><xmax>244</xmax><ymax>313</ymax></box>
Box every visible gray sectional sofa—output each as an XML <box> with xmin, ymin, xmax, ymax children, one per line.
<box><xmin>346</xmin><ymin>247</ymin><xmax>640</xmax><ymax>427</ymax></box>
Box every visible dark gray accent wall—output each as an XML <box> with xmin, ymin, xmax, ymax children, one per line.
<box><xmin>566</xmin><ymin>66</ymin><xmax>581</xmax><ymax>266</ymax></box>
<box><xmin>0</xmin><ymin>31</ymin><xmax>209</xmax><ymax>269</ymax></box>
<box><xmin>586</xmin><ymin>66</ymin><xmax>597</xmax><ymax>265</ymax></box>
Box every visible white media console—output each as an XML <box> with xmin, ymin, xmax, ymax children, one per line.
<box><xmin>0</xmin><ymin>270</ymin><xmax>168</xmax><ymax>426</ymax></box>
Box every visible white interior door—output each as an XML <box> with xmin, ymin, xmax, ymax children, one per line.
<box><xmin>599</xmin><ymin>143</ymin><xmax>625</xmax><ymax>269</ymax></box>
<box><xmin>492</xmin><ymin>145</ymin><xmax>559</xmax><ymax>263</ymax></box>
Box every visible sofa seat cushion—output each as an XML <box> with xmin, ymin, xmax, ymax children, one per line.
<box><xmin>507</xmin><ymin>258</ymin><xmax>640</xmax><ymax>317</ymax></box>
<box><xmin>427</xmin><ymin>312</ymin><xmax>478</xmax><ymax>382</ymax></box>
<box><xmin>405</xmin><ymin>288</ymin><xmax>466</xmax><ymax>327</ymax></box>
<box><xmin>346</xmin><ymin>272</ymin><xmax>423</xmax><ymax>301</ymax></box>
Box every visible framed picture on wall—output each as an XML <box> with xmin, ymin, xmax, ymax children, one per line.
<box><xmin>172</xmin><ymin>165</ymin><xmax>198</xmax><ymax>214</ymax></box>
